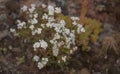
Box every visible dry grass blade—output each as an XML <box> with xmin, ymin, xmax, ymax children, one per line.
<box><xmin>101</xmin><ymin>35</ymin><xmax>120</xmax><ymax>56</ymax></box>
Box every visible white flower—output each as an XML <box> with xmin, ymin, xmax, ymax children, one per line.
<box><xmin>32</xmin><ymin>30</ymin><xmax>36</xmax><ymax>35</ymax></box>
<box><xmin>66</xmin><ymin>42</ymin><xmax>71</xmax><ymax>49</ymax></box>
<box><xmin>50</xmin><ymin>39</ymin><xmax>58</xmax><ymax>45</ymax></box>
<box><xmin>10</xmin><ymin>28</ymin><xmax>16</xmax><ymax>33</ymax></box>
<box><xmin>59</xmin><ymin>20</ymin><xmax>65</xmax><ymax>27</ymax></box>
<box><xmin>31</xmin><ymin>4</ymin><xmax>36</xmax><ymax>8</ymax></box>
<box><xmin>71</xmin><ymin>30</ymin><xmax>75</xmax><ymax>34</ymax></box>
<box><xmin>48</xmin><ymin>16</ymin><xmax>55</xmax><ymax>22</ymax></box>
<box><xmin>52</xmin><ymin>44</ymin><xmax>59</xmax><ymax>57</ymax></box>
<box><xmin>33</xmin><ymin>42</ymin><xmax>40</xmax><ymax>49</ymax></box>
<box><xmin>77</xmin><ymin>24</ymin><xmax>83</xmax><ymax>33</ymax></box>
<box><xmin>65</xmin><ymin>37</ymin><xmax>71</xmax><ymax>44</ymax></box>
<box><xmin>39</xmin><ymin>40</ymin><xmax>48</xmax><ymax>49</ymax></box>
<box><xmin>50</xmin><ymin>40</ymin><xmax>54</xmax><ymax>44</ymax></box>
<box><xmin>41</xmin><ymin>24</ymin><xmax>45</xmax><ymax>28</ymax></box>
<box><xmin>70</xmin><ymin>31</ymin><xmax>75</xmax><ymax>45</ymax></box>
<box><xmin>54</xmin><ymin>27</ymin><xmax>62</xmax><ymax>33</ymax></box>
<box><xmin>72</xmin><ymin>21</ymin><xmax>77</xmax><ymax>25</ymax></box>
<box><xmin>70</xmin><ymin>50</ymin><xmax>73</xmax><ymax>54</ymax></box>
<box><xmin>73</xmin><ymin>46</ymin><xmax>78</xmax><ymax>51</ymax></box>
<box><xmin>29</xmin><ymin>25</ymin><xmax>34</xmax><ymax>30</ymax></box>
<box><xmin>41</xmin><ymin>57</ymin><xmax>48</xmax><ymax>65</ymax></box>
<box><xmin>29</xmin><ymin>14</ymin><xmax>33</xmax><ymax>18</ymax></box>
<box><xmin>48</xmin><ymin>5</ymin><xmax>54</xmax><ymax>15</ymax></box>
<box><xmin>53</xmin><ymin>20</ymin><xmax>65</xmax><ymax>33</ymax></box>
<box><xmin>31</xmin><ymin>18</ymin><xmax>38</xmax><ymax>25</ymax></box>
<box><xmin>54</xmin><ymin>33</ymin><xmax>60</xmax><ymax>40</ymax></box>
<box><xmin>35</xmin><ymin>28</ymin><xmax>42</xmax><ymax>34</ymax></box>
<box><xmin>62</xmin><ymin>56</ymin><xmax>67</xmax><ymax>62</ymax></box>
<box><xmin>58</xmin><ymin>60</ymin><xmax>60</xmax><ymax>63</ymax></box>
<box><xmin>55</xmin><ymin>7</ymin><xmax>61</xmax><ymax>13</ymax></box>
<box><xmin>52</xmin><ymin>48</ymin><xmax>59</xmax><ymax>57</ymax></box>
<box><xmin>57</xmin><ymin>41</ymin><xmax>64</xmax><ymax>47</ymax></box>
<box><xmin>70</xmin><ymin>46</ymin><xmax>78</xmax><ymax>54</ymax></box>
<box><xmin>81</xmin><ymin>27</ymin><xmax>85</xmax><ymax>32</ymax></box>
<box><xmin>46</xmin><ymin>22</ymin><xmax>51</xmax><ymax>28</ymax></box>
<box><xmin>64</xmin><ymin>28</ymin><xmax>70</xmax><ymax>35</ymax></box>
<box><xmin>78</xmin><ymin>24</ymin><xmax>83</xmax><ymax>28</ymax></box>
<box><xmin>42</xmin><ymin>58</ymin><xmax>48</xmax><ymax>62</ymax></box>
<box><xmin>29</xmin><ymin>4</ymin><xmax>36</xmax><ymax>13</ymax></box>
<box><xmin>41</xmin><ymin>61</ymin><xmax>47</xmax><ymax>65</ymax></box>
<box><xmin>41</xmin><ymin>4</ymin><xmax>47</xmax><ymax>8</ymax></box>
<box><xmin>17</xmin><ymin>21</ymin><xmax>26</xmax><ymax>29</ymax></box>
<box><xmin>71</xmin><ymin>16</ymin><xmax>79</xmax><ymax>21</ymax></box>
<box><xmin>42</xmin><ymin>13</ymin><xmax>48</xmax><ymax>20</ymax></box>
<box><xmin>34</xmin><ymin>13</ymin><xmax>38</xmax><ymax>18</ymax></box>
<box><xmin>33</xmin><ymin>55</ymin><xmax>40</xmax><ymax>62</ymax></box>
<box><xmin>21</xmin><ymin>5</ymin><xmax>27</xmax><ymax>12</ymax></box>
<box><xmin>29</xmin><ymin>7</ymin><xmax>35</xmax><ymax>13</ymax></box>
<box><xmin>17</xmin><ymin>20</ymin><xmax>21</xmax><ymax>23</ymax></box>
<box><xmin>37</xmin><ymin>62</ymin><xmax>44</xmax><ymax>69</ymax></box>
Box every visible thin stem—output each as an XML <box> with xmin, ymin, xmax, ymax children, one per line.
<box><xmin>80</xmin><ymin>0</ymin><xmax>88</xmax><ymax>25</ymax></box>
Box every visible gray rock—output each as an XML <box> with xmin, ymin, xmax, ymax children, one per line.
<box><xmin>0</xmin><ymin>3</ymin><xmax>5</xmax><ymax>9</ymax></box>
<box><xmin>0</xmin><ymin>14</ymin><xmax>7</xmax><ymax>21</ymax></box>
<box><xmin>10</xmin><ymin>12</ymin><xmax>18</xmax><ymax>19</ymax></box>
<box><xmin>96</xmin><ymin>5</ymin><xmax>105</xmax><ymax>12</ymax></box>
<box><xmin>103</xmin><ymin>23</ymin><xmax>113</xmax><ymax>34</ymax></box>
<box><xmin>0</xmin><ymin>30</ymin><xmax>9</xmax><ymax>40</ymax></box>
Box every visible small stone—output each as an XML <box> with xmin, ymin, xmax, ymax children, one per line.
<box><xmin>0</xmin><ymin>14</ymin><xmax>7</xmax><ymax>21</ymax></box>
<box><xmin>79</xmin><ymin>68</ymin><xmax>90</xmax><ymax>74</ymax></box>
<box><xmin>0</xmin><ymin>30</ymin><xmax>9</xmax><ymax>40</ymax></box>
<box><xmin>8</xmin><ymin>45</ymin><xmax>13</xmax><ymax>50</ymax></box>
<box><xmin>116</xmin><ymin>59</ymin><xmax>120</xmax><ymax>65</ymax></box>
<box><xmin>96</xmin><ymin>5</ymin><xmax>105</xmax><ymax>12</ymax></box>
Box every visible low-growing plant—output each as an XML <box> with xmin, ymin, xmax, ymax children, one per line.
<box><xmin>10</xmin><ymin>3</ymin><xmax>101</xmax><ymax>69</ymax></box>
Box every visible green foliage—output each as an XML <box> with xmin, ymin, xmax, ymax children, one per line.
<box><xmin>76</xmin><ymin>18</ymin><xmax>101</xmax><ymax>50</ymax></box>
<box><xmin>17</xmin><ymin>13</ymin><xmax>101</xmax><ymax>53</ymax></box>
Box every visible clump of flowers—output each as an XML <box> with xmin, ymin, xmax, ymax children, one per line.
<box><xmin>10</xmin><ymin>4</ymin><xmax>86</xmax><ymax>69</ymax></box>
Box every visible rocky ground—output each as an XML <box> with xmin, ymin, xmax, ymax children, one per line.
<box><xmin>0</xmin><ymin>0</ymin><xmax>120</xmax><ymax>74</ymax></box>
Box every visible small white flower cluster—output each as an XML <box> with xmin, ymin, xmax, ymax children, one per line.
<box><xmin>37</xmin><ymin>57</ymin><xmax>48</xmax><ymax>69</ymax></box>
<box><xmin>62</xmin><ymin>56</ymin><xmax>67</xmax><ymax>62</ymax></box>
<box><xmin>33</xmin><ymin>55</ymin><xmax>48</xmax><ymax>69</ymax></box>
<box><xmin>14</xmin><ymin>3</ymin><xmax>86</xmax><ymax>70</ymax></box>
<box><xmin>17</xmin><ymin>20</ymin><xmax>26</xmax><ymax>29</ymax></box>
<box><xmin>41</xmin><ymin>4</ymin><xmax>47</xmax><ymax>8</ymax></box>
<box><xmin>77</xmin><ymin>24</ymin><xmax>85</xmax><ymax>33</ymax></box>
<box><xmin>33</xmin><ymin>40</ymin><xmax>48</xmax><ymax>51</ymax></box>
<box><xmin>10</xmin><ymin>28</ymin><xmax>16</xmax><ymax>33</ymax></box>
<box><xmin>21</xmin><ymin>4</ymin><xmax>41</xmax><ymax>36</ymax></box>
<box><xmin>55</xmin><ymin>7</ymin><xmax>61</xmax><ymax>13</ymax></box>
<box><xmin>29</xmin><ymin>4</ymin><xmax>36</xmax><ymax>13</ymax></box>
<box><xmin>10</xmin><ymin>28</ymin><xmax>18</xmax><ymax>36</ymax></box>
<box><xmin>31</xmin><ymin>28</ymin><xmax>42</xmax><ymax>35</ymax></box>
<box><xmin>71</xmin><ymin>16</ymin><xmax>85</xmax><ymax>33</ymax></box>
<box><xmin>57</xmin><ymin>55</ymin><xmax>67</xmax><ymax>63</ymax></box>
<box><xmin>70</xmin><ymin>46</ymin><xmax>78</xmax><ymax>54</ymax></box>
<box><xmin>47</xmin><ymin>5</ymin><xmax>61</xmax><ymax>15</ymax></box>
<box><xmin>21</xmin><ymin>5</ymin><xmax>28</xmax><ymax>12</ymax></box>
<box><xmin>33</xmin><ymin>55</ymin><xmax>40</xmax><ymax>62</ymax></box>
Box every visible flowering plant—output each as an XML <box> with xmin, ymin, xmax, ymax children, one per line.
<box><xmin>10</xmin><ymin>3</ymin><xmax>101</xmax><ymax>69</ymax></box>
